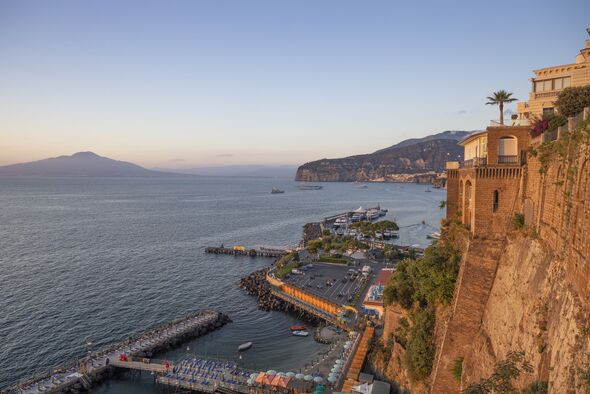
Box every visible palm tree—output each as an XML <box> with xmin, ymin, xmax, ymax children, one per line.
<box><xmin>486</xmin><ymin>90</ymin><xmax>517</xmax><ymax>125</ymax></box>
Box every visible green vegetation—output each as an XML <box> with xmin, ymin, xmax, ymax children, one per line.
<box><xmin>462</xmin><ymin>351</ymin><xmax>533</xmax><ymax>394</ymax></box>
<box><xmin>439</xmin><ymin>200</ymin><xmax>446</xmax><ymax>209</ymax></box>
<box><xmin>581</xmin><ymin>366</ymin><xmax>590</xmax><ymax>390</ymax></box>
<box><xmin>404</xmin><ymin>306</ymin><xmax>435</xmax><ymax>381</ymax></box>
<box><xmin>274</xmin><ymin>252</ymin><xmax>300</xmax><ymax>278</ymax></box>
<box><xmin>349</xmin><ymin>220</ymin><xmax>399</xmax><ymax>237</ymax></box>
<box><xmin>555</xmin><ymin>85</ymin><xmax>590</xmax><ymax>117</ymax></box>
<box><xmin>514</xmin><ymin>213</ymin><xmax>525</xmax><ymax>229</ymax></box>
<box><xmin>306</xmin><ymin>235</ymin><xmax>368</xmax><ymax>254</ymax></box>
<box><xmin>522</xmin><ymin>381</ymin><xmax>548</xmax><ymax>394</ymax></box>
<box><xmin>382</xmin><ymin>219</ymin><xmax>467</xmax><ymax>383</ymax></box>
<box><xmin>530</xmin><ymin>113</ymin><xmax>566</xmax><ymax>139</ymax></box>
<box><xmin>485</xmin><ymin>90</ymin><xmax>517</xmax><ymax>125</ymax></box>
<box><xmin>452</xmin><ymin>357</ymin><xmax>464</xmax><ymax>382</ymax></box>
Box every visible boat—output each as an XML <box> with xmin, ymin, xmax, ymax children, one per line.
<box><xmin>290</xmin><ymin>325</ymin><xmax>306</xmax><ymax>331</ymax></box>
<box><xmin>292</xmin><ymin>330</ymin><xmax>309</xmax><ymax>337</ymax></box>
<box><xmin>355</xmin><ymin>184</ymin><xmax>368</xmax><ymax>189</ymax></box>
<box><xmin>238</xmin><ymin>342</ymin><xmax>253</xmax><ymax>351</ymax></box>
<box><xmin>298</xmin><ymin>185</ymin><xmax>323</xmax><ymax>190</ymax></box>
<box><xmin>424</xmin><ymin>186</ymin><xmax>432</xmax><ymax>192</ymax></box>
<box><xmin>427</xmin><ymin>231</ymin><xmax>441</xmax><ymax>240</ymax></box>
<box><xmin>271</xmin><ymin>188</ymin><xmax>285</xmax><ymax>194</ymax></box>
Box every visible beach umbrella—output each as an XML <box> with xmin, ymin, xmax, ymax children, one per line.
<box><xmin>267</xmin><ymin>370</ymin><xmax>277</xmax><ymax>375</ymax></box>
<box><xmin>327</xmin><ymin>376</ymin><xmax>337</xmax><ymax>383</ymax></box>
<box><xmin>313</xmin><ymin>377</ymin><xmax>323</xmax><ymax>383</ymax></box>
<box><xmin>295</xmin><ymin>374</ymin><xmax>305</xmax><ymax>380</ymax></box>
<box><xmin>335</xmin><ymin>360</ymin><xmax>343</xmax><ymax>365</ymax></box>
<box><xmin>250</xmin><ymin>373</ymin><xmax>259</xmax><ymax>379</ymax></box>
<box><xmin>247</xmin><ymin>379</ymin><xmax>253</xmax><ymax>385</ymax></box>
<box><xmin>286</xmin><ymin>372</ymin><xmax>296</xmax><ymax>378</ymax></box>
<box><xmin>343</xmin><ymin>343</ymin><xmax>351</xmax><ymax>349</ymax></box>
<box><xmin>304</xmin><ymin>375</ymin><xmax>314</xmax><ymax>381</ymax></box>
<box><xmin>277</xmin><ymin>372</ymin><xmax>286</xmax><ymax>377</ymax></box>
<box><xmin>333</xmin><ymin>364</ymin><xmax>342</xmax><ymax>371</ymax></box>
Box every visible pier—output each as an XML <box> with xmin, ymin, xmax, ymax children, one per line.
<box><xmin>3</xmin><ymin>310</ymin><xmax>230</xmax><ymax>394</ymax></box>
<box><xmin>206</xmin><ymin>245</ymin><xmax>289</xmax><ymax>258</ymax></box>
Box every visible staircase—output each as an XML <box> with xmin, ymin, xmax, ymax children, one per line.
<box><xmin>341</xmin><ymin>326</ymin><xmax>374</xmax><ymax>393</ymax></box>
<box><xmin>430</xmin><ymin>239</ymin><xmax>505</xmax><ymax>393</ymax></box>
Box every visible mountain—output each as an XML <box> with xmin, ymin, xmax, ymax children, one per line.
<box><xmin>0</xmin><ymin>152</ymin><xmax>184</xmax><ymax>177</ymax></box>
<box><xmin>295</xmin><ymin>130</ymin><xmax>471</xmax><ymax>182</ymax></box>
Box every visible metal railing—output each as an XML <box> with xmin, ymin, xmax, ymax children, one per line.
<box><xmin>460</xmin><ymin>157</ymin><xmax>487</xmax><ymax>168</ymax></box>
<box><xmin>497</xmin><ymin>155</ymin><xmax>518</xmax><ymax>164</ymax></box>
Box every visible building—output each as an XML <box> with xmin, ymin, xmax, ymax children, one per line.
<box><xmin>445</xmin><ymin>125</ymin><xmax>531</xmax><ymax>236</ymax></box>
<box><xmin>362</xmin><ymin>268</ymin><xmax>394</xmax><ymax>317</ymax></box>
<box><xmin>518</xmin><ymin>28</ymin><xmax>590</xmax><ymax>119</ymax></box>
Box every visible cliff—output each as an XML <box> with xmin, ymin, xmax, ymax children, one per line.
<box><xmin>295</xmin><ymin>131</ymin><xmax>468</xmax><ymax>182</ymax></box>
<box><xmin>374</xmin><ymin>118</ymin><xmax>590</xmax><ymax>392</ymax></box>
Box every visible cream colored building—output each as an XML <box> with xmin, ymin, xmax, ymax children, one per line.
<box><xmin>518</xmin><ymin>28</ymin><xmax>590</xmax><ymax>119</ymax></box>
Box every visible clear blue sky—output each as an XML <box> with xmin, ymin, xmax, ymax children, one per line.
<box><xmin>1</xmin><ymin>0</ymin><xmax>589</xmax><ymax>168</ymax></box>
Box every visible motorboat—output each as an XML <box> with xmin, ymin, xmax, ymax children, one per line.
<box><xmin>271</xmin><ymin>188</ymin><xmax>285</xmax><ymax>194</ymax></box>
<box><xmin>427</xmin><ymin>232</ymin><xmax>441</xmax><ymax>240</ymax></box>
<box><xmin>292</xmin><ymin>330</ymin><xmax>309</xmax><ymax>337</ymax></box>
<box><xmin>298</xmin><ymin>185</ymin><xmax>323</xmax><ymax>190</ymax></box>
<box><xmin>238</xmin><ymin>342</ymin><xmax>253</xmax><ymax>351</ymax></box>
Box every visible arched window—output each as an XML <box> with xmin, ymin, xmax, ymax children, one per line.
<box><xmin>493</xmin><ymin>190</ymin><xmax>499</xmax><ymax>212</ymax></box>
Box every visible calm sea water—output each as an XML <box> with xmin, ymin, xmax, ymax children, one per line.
<box><xmin>0</xmin><ymin>177</ymin><xmax>445</xmax><ymax>391</ymax></box>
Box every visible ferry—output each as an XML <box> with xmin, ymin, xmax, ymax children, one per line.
<box><xmin>292</xmin><ymin>330</ymin><xmax>309</xmax><ymax>337</ymax></box>
<box><xmin>290</xmin><ymin>325</ymin><xmax>306</xmax><ymax>331</ymax></box>
<box><xmin>271</xmin><ymin>188</ymin><xmax>285</xmax><ymax>194</ymax></box>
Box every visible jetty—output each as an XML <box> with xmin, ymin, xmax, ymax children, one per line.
<box><xmin>206</xmin><ymin>245</ymin><xmax>289</xmax><ymax>258</ymax></box>
<box><xmin>3</xmin><ymin>310</ymin><xmax>230</xmax><ymax>394</ymax></box>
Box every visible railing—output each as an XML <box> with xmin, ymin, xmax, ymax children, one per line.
<box><xmin>534</xmin><ymin>91</ymin><xmax>559</xmax><ymax>99</ymax></box>
<box><xmin>489</xmin><ymin>119</ymin><xmax>531</xmax><ymax>127</ymax></box>
<box><xmin>497</xmin><ymin>155</ymin><xmax>518</xmax><ymax>164</ymax></box>
<box><xmin>460</xmin><ymin>157</ymin><xmax>487</xmax><ymax>168</ymax></box>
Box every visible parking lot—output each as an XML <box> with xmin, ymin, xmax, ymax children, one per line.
<box><xmin>282</xmin><ymin>262</ymin><xmax>383</xmax><ymax>307</ymax></box>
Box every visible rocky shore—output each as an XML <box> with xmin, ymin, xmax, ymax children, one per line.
<box><xmin>239</xmin><ymin>268</ymin><xmax>322</xmax><ymax>325</ymax></box>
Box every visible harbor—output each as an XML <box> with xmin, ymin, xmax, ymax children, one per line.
<box><xmin>206</xmin><ymin>246</ymin><xmax>290</xmax><ymax>258</ymax></box>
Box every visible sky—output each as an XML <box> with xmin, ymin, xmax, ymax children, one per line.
<box><xmin>1</xmin><ymin>1</ymin><xmax>589</xmax><ymax>168</ymax></box>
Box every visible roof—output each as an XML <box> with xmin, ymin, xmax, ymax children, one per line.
<box><xmin>374</xmin><ymin>269</ymin><xmax>394</xmax><ymax>286</ymax></box>
<box><xmin>370</xmin><ymin>380</ymin><xmax>391</xmax><ymax>394</ymax></box>
<box><xmin>458</xmin><ymin>130</ymin><xmax>487</xmax><ymax>146</ymax></box>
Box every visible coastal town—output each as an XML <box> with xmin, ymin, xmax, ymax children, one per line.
<box><xmin>2</xmin><ymin>4</ymin><xmax>590</xmax><ymax>394</ymax></box>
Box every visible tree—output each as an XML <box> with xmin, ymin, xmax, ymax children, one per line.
<box><xmin>486</xmin><ymin>90</ymin><xmax>517</xmax><ymax>125</ymax></box>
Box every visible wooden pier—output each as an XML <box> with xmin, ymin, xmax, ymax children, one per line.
<box><xmin>3</xmin><ymin>310</ymin><xmax>230</xmax><ymax>394</ymax></box>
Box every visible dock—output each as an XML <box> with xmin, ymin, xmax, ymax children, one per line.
<box><xmin>3</xmin><ymin>310</ymin><xmax>230</xmax><ymax>394</ymax></box>
<box><xmin>206</xmin><ymin>246</ymin><xmax>289</xmax><ymax>258</ymax></box>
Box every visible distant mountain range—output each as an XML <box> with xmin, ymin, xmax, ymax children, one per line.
<box><xmin>156</xmin><ymin>165</ymin><xmax>298</xmax><ymax>178</ymax></box>
<box><xmin>295</xmin><ymin>130</ymin><xmax>471</xmax><ymax>182</ymax></box>
<box><xmin>0</xmin><ymin>152</ymin><xmax>184</xmax><ymax>177</ymax></box>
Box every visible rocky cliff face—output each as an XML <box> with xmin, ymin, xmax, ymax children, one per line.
<box><xmin>295</xmin><ymin>131</ymin><xmax>468</xmax><ymax>182</ymax></box>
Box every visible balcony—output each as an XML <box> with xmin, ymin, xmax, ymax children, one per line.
<box><xmin>497</xmin><ymin>155</ymin><xmax>518</xmax><ymax>164</ymax></box>
<box><xmin>489</xmin><ymin>118</ymin><xmax>531</xmax><ymax>127</ymax></box>
<box><xmin>460</xmin><ymin>157</ymin><xmax>487</xmax><ymax>168</ymax></box>
<box><xmin>534</xmin><ymin>90</ymin><xmax>560</xmax><ymax>99</ymax></box>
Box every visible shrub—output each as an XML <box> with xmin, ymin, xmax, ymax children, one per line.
<box><xmin>452</xmin><ymin>357</ymin><xmax>463</xmax><ymax>382</ymax></box>
<box><xmin>514</xmin><ymin>213</ymin><xmax>525</xmax><ymax>229</ymax></box>
<box><xmin>555</xmin><ymin>86</ymin><xmax>590</xmax><ymax>117</ymax></box>
<box><xmin>530</xmin><ymin>113</ymin><xmax>567</xmax><ymax>138</ymax></box>
<box><xmin>404</xmin><ymin>306</ymin><xmax>435</xmax><ymax>381</ymax></box>
<box><xmin>522</xmin><ymin>381</ymin><xmax>548</xmax><ymax>394</ymax></box>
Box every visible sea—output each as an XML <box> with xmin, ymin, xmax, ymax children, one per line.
<box><xmin>0</xmin><ymin>177</ymin><xmax>445</xmax><ymax>392</ymax></box>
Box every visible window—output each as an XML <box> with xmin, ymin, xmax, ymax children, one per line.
<box><xmin>543</xmin><ymin>107</ymin><xmax>555</xmax><ymax>116</ymax></box>
<box><xmin>493</xmin><ymin>190</ymin><xmax>499</xmax><ymax>212</ymax></box>
<box><xmin>563</xmin><ymin>77</ymin><xmax>571</xmax><ymax>88</ymax></box>
<box><xmin>534</xmin><ymin>77</ymin><xmax>571</xmax><ymax>92</ymax></box>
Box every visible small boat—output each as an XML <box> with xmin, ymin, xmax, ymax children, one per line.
<box><xmin>427</xmin><ymin>231</ymin><xmax>441</xmax><ymax>240</ymax></box>
<box><xmin>238</xmin><ymin>342</ymin><xmax>253</xmax><ymax>351</ymax></box>
<box><xmin>424</xmin><ymin>186</ymin><xmax>432</xmax><ymax>192</ymax></box>
<box><xmin>355</xmin><ymin>184</ymin><xmax>368</xmax><ymax>189</ymax></box>
<box><xmin>298</xmin><ymin>185</ymin><xmax>323</xmax><ymax>190</ymax></box>
<box><xmin>292</xmin><ymin>331</ymin><xmax>309</xmax><ymax>337</ymax></box>
<box><xmin>290</xmin><ymin>325</ymin><xmax>306</xmax><ymax>331</ymax></box>
<box><xmin>271</xmin><ymin>188</ymin><xmax>285</xmax><ymax>194</ymax></box>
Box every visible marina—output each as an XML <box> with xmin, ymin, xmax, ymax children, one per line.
<box><xmin>205</xmin><ymin>246</ymin><xmax>289</xmax><ymax>258</ymax></box>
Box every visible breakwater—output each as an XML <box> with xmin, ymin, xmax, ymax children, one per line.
<box><xmin>206</xmin><ymin>246</ymin><xmax>287</xmax><ymax>258</ymax></box>
<box><xmin>3</xmin><ymin>310</ymin><xmax>230</xmax><ymax>394</ymax></box>
<box><xmin>239</xmin><ymin>269</ymin><xmax>323</xmax><ymax>325</ymax></box>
